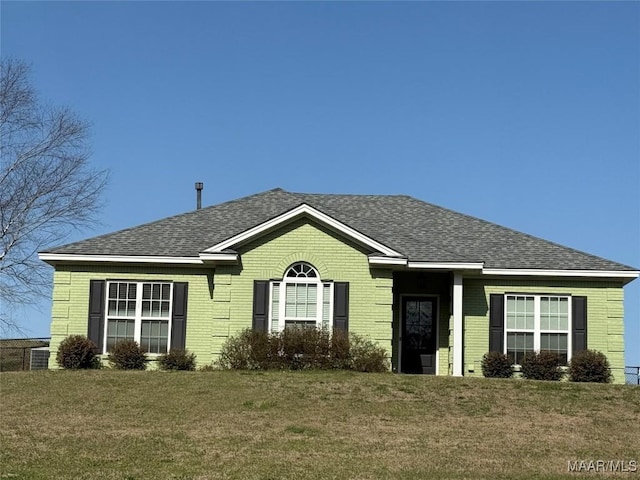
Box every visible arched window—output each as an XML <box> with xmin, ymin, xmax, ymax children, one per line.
<box><xmin>286</xmin><ymin>262</ymin><xmax>318</xmax><ymax>278</ymax></box>
<box><xmin>270</xmin><ymin>262</ymin><xmax>333</xmax><ymax>331</ymax></box>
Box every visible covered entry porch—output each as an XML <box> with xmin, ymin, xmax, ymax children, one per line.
<box><xmin>391</xmin><ymin>270</ymin><xmax>465</xmax><ymax>375</ymax></box>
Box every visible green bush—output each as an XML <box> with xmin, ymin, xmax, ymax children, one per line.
<box><xmin>329</xmin><ymin>329</ymin><xmax>351</xmax><ymax>370</ymax></box>
<box><xmin>568</xmin><ymin>350</ymin><xmax>612</xmax><ymax>383</ymax></box>
<box><xmin>157</xmin><ymin>349</ymin><xmax>197</xmax><ymax>371</ymax></box>
<box><xmin>251</xmin><ymin>330</ymin><xmax>282</xmax><ymax>370</ymax></box>
<box><xmin>481</xmin><ymin>352</ymin><xmax>513</xmax><ymax>378</ymax></box>
<box><xmin>521</xmin><ymin>351</ymin><xmax>563</xmax><ymax>381</ymax></box>
<box><xmin>217</xmin><ymin>328</ymin><xmax>388</xmax><ymax>372</ymax></box>
<box><xmin>348</xmin><ymin>334</ymin><xmax>388</xmax><ymax>373</ymax></box>
<box><xmin>56</xmin><ymin>335</ymin><xmax>101</xmax><ymax>369</ymax></box>
<box><xmin>280</xmin><ymin>328</ymin><xmax>332</xmax><ymax>370</ymax></box>
<box><xmin>218</xmin><ymin>330</ymin><xmax>272</xmax><ymax>370</ymax></box>
<box><xmin>108</xmin><ymin>340</ymin><xmax>147</xmax><ymax>370</ymax></box>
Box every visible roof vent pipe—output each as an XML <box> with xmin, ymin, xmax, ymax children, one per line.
<box><xmin>195</xmin><ymin>182</ymin><xmax>203</xmax><ymax>210</ymax></box>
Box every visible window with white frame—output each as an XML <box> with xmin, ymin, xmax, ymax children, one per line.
<box><xmin>269</xmin><ymin>263</ymin><xmax>333</xmax><ymax>331</ymax></box>
<box><xmin>105</xmin><ymin>281</ymin><xmax>173</xmax><ymax>354</ymax></box>
<box><xmin>505</xmin><ymin>294</ymin><xmax>571</xmax><ymax>365</ymax></box>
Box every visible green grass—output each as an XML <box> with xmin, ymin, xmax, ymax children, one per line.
<box><xmin>1</xmin><ymin>370</ymin><xmax>638</xmax><ymax>479</ymax></box>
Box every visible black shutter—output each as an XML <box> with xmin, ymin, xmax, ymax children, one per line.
<box><xmin>252</xmin><ymin>281</ymin><xmax>269</xmax><ymax>333</ymax></box>
<box><xmin>572</xmin><ymin>296</ymin><xmax>587</xmax><ymax>353</ymax></box>
<box><xmin>87</xmin><ymin>280</ymin><xmax>106</xmax><ymax>353</ymax></box>
<box><xmin>489</xmin><ymin>294</ymin><xmax>504</xmax><ymax>353</ymax></box>
<box><xmin>171</xmin><ymin>282</ymin><xmax>188</xmax><ymax>350</ymax></box>
<box><xmin>333</xmin><ymin>282</ymin><xmax>349</xmax><ymax>333</ymax></box>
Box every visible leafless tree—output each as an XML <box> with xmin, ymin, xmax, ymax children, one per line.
<box><xmin>0</xmin><ymin>59</ymin><xmax>108</xmax><ymax>330</ymax></box>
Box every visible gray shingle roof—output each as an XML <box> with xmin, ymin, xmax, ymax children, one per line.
<box><xmin>43</xmin><ymin>188</ymin><xmax>636</xmax><ymax>271</ymax></box>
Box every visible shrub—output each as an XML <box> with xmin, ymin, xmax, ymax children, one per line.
<box><xmin>108</xmin><ymin>340</ymin><xmax>147</xmax><ymax>370</ymax></box>
<box><xmin>251</xmin><ymin>330</ymin><xmax>282</xmax><ymax>370</ymax></box>
<box><xmin>280</xmin><ymin>327</ymin><xmax>332</xmax><ymax>370</ymax></box>
<box><xmin>218</xmin><ymin>330</ymin><xmax>269</xmax><ymax>370</ymax></box>
<box><xmin>521</xmin><ymin>351</ymin><xmax>563</xmax><ymax>381</ymax></box>
<box><xmin>157</xmin><ymin>349</ymin><xmax>196</xmax><ymax>371</ymax></box>
<box><xmin>329</xmin><ymin>329</ymin><xmax>351</xmax><ymax>370</ymax></box>
<box><xmin>348</xmin><ymin>334</ymin><xmax>388</xmax><ymax>373</ymax></box>
<box><xmin>481</xmin><ymin>352</ymin><xmax>513</xmax><ymax>378</ymax></box>
<box><xmin>217</xmin><ymin>328</ymin><xmax>388</xmax><ymax>372</ymax></box>
<box><xmin>568</xmin><ymin>350</ymin><xmax>612</xmax><ymax>383</ymax></box>
<box><xmin>56</xmin><ymin>335</ymin><xmax>100</xmax><ymax>369</ymax></box>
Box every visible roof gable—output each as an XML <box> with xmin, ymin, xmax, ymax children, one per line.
<box><xmin>203</xmin><ymin>203</ymin><xmax>403</xmax><ymax>258</ymax></box>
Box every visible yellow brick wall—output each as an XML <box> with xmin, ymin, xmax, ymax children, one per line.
<box><xmin>462</xmin><ymin>277</ymin><xmax>627</xmax><ymax>384</ymax></box>
<box><xmin>45</xmin><ymin>231</ymin><xmax>629</xmax><ymax>381</ymax></box>
<box><xmin>211</xmin><ymin>218</ymin><xmax>394</xmax><ymax>358</ymax></box>
<box><xmin>47</xmin><ymin>218</ymin><xmax>394</xmax><ymax>369</ymax></box>
<box><xmin>48</xmin><ymin>265</ymin><xmax>212</xmax><ymax>368</ymax></box>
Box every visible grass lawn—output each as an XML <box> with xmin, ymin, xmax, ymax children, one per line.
<box><xmin>0</xmin><ymin>370</ymin><xmax>638</xmax><ymax>479</ymax></box>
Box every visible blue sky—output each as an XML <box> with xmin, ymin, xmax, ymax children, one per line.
<box><xmin>2</xmin><ymin>2</ymin><xmax>639</xmax><ymax>364</ymax></box>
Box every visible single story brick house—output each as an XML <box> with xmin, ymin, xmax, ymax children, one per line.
<box><xmin>39</xmin><ymin>188</ymin><xmax>638</xmax><ymax>381</ymax></box>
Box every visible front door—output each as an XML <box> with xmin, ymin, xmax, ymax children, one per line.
<box><xmin>401</xmin><ymin>297</ymin><xmax>437</xmax><ymax>374</ymax></box>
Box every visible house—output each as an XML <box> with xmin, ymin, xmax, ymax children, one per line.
<box><xmin>39</xmin><ymin>188</ymin><xmax>638</xmax><ymax>382</ymax></box>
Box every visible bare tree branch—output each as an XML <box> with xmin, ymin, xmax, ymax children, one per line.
<box><xmin>0</xmin><ymin>59</ymin><xmax>109</xmax><ymax>321</ymax></box>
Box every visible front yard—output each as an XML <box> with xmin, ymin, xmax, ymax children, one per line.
<box><xmin>0</xmin><ymin>370</ymin><xmax>638</xmax><ymax>479</ymax></box>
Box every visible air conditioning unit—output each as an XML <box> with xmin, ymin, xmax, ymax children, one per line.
<box><xmin>30</xmin><ymin>347</ymin><xmax>50</xmax><ymax>370</ymax></box>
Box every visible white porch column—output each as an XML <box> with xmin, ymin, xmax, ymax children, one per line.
<box><xmin>452</xmin><ymin>271</ymin><xmax>463</xmax><ymax>376</ymax></box>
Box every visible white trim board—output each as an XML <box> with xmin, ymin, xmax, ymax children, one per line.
<box><xmin>408</xmin><ymin>261</ymin><xmax>484</xmax><ymax>270</ymax></box>
<box><xmin>39</xmin><ymin>252</ymin><xmax>638</xmax><ymax>283</ymax></box>
<box><xmin>198</xmin><ymin>253</ymin><xmax>239</xmax><ymax>263</ymax></box>
<box><xmin>38</xmin><ymin>253</ymin><xmax>204</xmax><ymax>265</ymax></box>
<box><xmin>368</xmin><ymin>256</ymin><xmax>408</xmax><ymax>266</ymax></box>
<box><xmin>368</xmin><ymin>257</ymin><xmax>484</xmax><ymax>270</ymax></box>
<box><xmin>483</xmin><ymin>268</ymin><xmax>639</xmax><ymax>280</ymax></box>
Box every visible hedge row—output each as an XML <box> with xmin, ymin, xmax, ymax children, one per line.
<box><xmin>56</xmin><ymin>335</ymin><xmax>196</xmax><ymax>371</ymax></box>
<box><xmin>55</xmin><ymin>334</ymin><xmax>612</xmax><ymax>382</ymax></box>
<box><xmin>217</xmin><ymin>328</ymin><xmax>388</xmax><ymax>372</ymax></box>
<box><xmin>481</xmin><ymin>350</ymin><xmax>612</xmax><ymax>383</ymax></box>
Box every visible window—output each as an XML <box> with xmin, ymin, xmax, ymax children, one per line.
<box><xmin>105</xmin><ymin>281</ymin><xmax>173</xmax><ymax>354</ymax></box>
<box><xmin>269</xmin><ymin>263</ymin><xmax>333</xmax><ymax>331</ymax></box>
<box><xmin>505</xmin><ymin>294</ymin><xmax>571</xmax><ymax>365</ymax></box>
